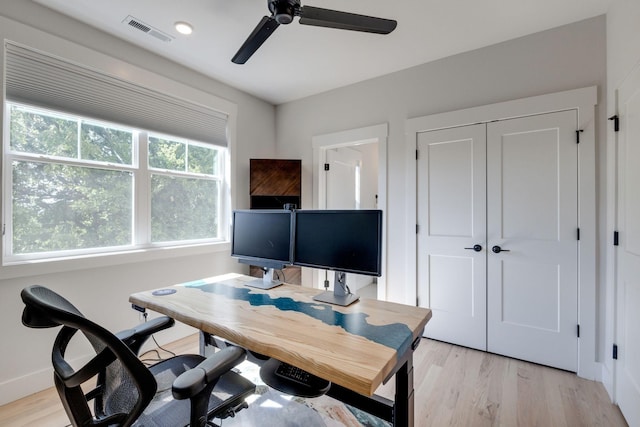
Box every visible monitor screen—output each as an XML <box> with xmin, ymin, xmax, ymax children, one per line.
<box><xmin>293</xmin><ymin>210</ymin><xmax>383</xmax><ymax>276</ymax></box>
<box><xmin>231</xmin><ymin>210</ymin><xmax>293</xmax><ymax>268</ymax></box>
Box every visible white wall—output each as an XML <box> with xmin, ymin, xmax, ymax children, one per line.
<box><xmin>276</xmin><ymin>16</ymin><xmax>606</xmax><ymax>308</ymax></box>
<box><xmin>602</xmin><ymin>0</ymin><xmax>640</xmax><ymax>399</ymax></box>
<box><xmin>0</xmin><ymin>3</ymin><xmax>276</xmax><ymax>404</ymax></box>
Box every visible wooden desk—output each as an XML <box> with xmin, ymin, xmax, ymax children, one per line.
<box><xmin>129</xmin><ymin>273</ymin><xmax>431</xmax><ymax>426</ymax></box>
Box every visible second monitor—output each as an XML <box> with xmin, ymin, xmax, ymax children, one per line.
<box><xmin>293</xmin><ymin>210</ymin><xmax>383</xmax><ymax>306</ymax></box>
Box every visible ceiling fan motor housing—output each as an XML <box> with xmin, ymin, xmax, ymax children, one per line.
<box><xmin>268</xmin><ymin>0</ymin><xmax>300</xmax><ymax>25</ymax></box>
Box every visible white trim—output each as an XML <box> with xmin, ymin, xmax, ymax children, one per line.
<box><xmin>312</xmin><ymin>123</ymin><xmax>388</xmax><ymax>300</ymax></box>
<box><xmin>0</xmin><ymin>242</ymin><xmax>231</xmax><ymax>281</ymax></box>
<box><xmin>405</xmin><ymin>86</ymin><xmax>598</xmax><ymax>379</ymax></box>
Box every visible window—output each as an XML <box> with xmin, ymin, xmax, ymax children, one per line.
<box><xmin>148</xmin><ymin>135</ymin><xmax>223</xmax><ymax>243</ymax></box>
<box><xmin>2</xmin><ymin>42</ymin><xmax>233</xmax><ymax>267</ymax></box>
<box><xmin>4</xmin><ymin>103</ymin><xmax>226</xmax><ymax>262</ymax></box>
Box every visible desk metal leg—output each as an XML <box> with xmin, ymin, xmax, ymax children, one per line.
<box><xmin>394</xmin><ymin>357</ymin><xmax>414</xmax><ymax>427</ymax></box>
<box><xmin>199</xmin><ymin>330</ymin><xmax>207</xmax><ymax>355</ymax></box>
<box><xmin>326</xmin><ymin>355</ymin><xmax>415</xmax><ymax>427</ymax></box>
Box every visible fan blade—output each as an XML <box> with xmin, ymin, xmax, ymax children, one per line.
<box><xmin>298</xmin><ymin>6</ymin><xmax>397</xmax><ymax>34</ymax></box>
<box><xmin>232</xmin><ymin>16</ymin><xmax>280</xmax><ymax>64</ymax></box>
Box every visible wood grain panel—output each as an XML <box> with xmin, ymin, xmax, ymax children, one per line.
<box><xmin>250</xmin><ymin>159</ymin><xmax>301</xmax><ymax>196</ymax></box>
<box><xmin>130</xmin><ymin>273</ymin><xmax>431</xmax><ymax>396</ymax></box>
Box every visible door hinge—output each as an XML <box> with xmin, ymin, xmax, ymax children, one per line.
<box><xmin>613</xmin><ymin>344</ymin><xmax>618</xmax><ymax>360</ymax></box>
<box><xmin>324</xmin><ymin>163</ymin><xmax>330</xmax><ymax>171</ymax></box>
<box><xmin>577</xmin><ymin>228</ymin><xmax>580</xmax><ymax>241</ymax></box>
<box><xmin>609</xmin><ymin>115</ymin><xmax>620</xmax><ymax>132</ymax></box>
<box><xmin>2</xmin><ymin>224</ymin><xmax>4</xmax><ymax>236</ymax></box>
<box><xmin>614</xmin><ymin>231</ymin><xmax>619</xmax><ymax>246</ymax></box>
<box><xmin>416</xmin><ymin>149</ymin><xmax>419</xmax><ymax>160</ymax></box>
<box><xmin>416</xmin><ymin>297</ymin><xmax>419</xmax><ymax>306</ymax></box>
<box><xmin>416</xmin><ymin>224</ymin><xmax>419</xmax><ymax>234</ymax></box>
<box><xmin>576</xmin><ymin>129</ymin><xmax>584</xmax><ymax>144</ymax></box>
<box><xmin>577</xmin><ymin>324</ymin><xmax>580</xmax><ymax>338</ymax></box>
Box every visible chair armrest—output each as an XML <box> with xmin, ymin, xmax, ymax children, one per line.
<box><xmin>172</xmin><ymin>346</ymin><xmax>246</xmax><ymax>400</ymax></box>
<box><xmin>116</xmin><ymin>316</ymin><xmax>175</xmax><ymax>355</ymax></box>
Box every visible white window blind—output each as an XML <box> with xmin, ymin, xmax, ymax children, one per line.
<box><xmin>4</xmin><ymin>42</ymin><xmax>228</xmax><ymax>147</ymax></box>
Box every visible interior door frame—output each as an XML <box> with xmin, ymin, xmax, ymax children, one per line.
<box><xmin>405</xmin><ymin>86</ymin><xmax>598</xmax><ymax>380</ymax></box>
<box><xmin>312</xmin><ymin>123</ymin><xmax>388</xmax><ymax>300</ymax></box>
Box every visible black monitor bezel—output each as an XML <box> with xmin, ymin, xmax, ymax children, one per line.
<box><xmin>230</xmin><ymin>209</ymin><xmax>293</xmax><ymax>268</ymax></box>
<box><xmin>291</xmin><ymin>209</ymin><xmax>383</xmax><ymax>277</ymax></box>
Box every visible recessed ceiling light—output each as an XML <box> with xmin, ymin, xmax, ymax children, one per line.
<box><xmin>175</xmin><ymin>21</ymin><xmax>193</xmax><ymax>35</ymax></box>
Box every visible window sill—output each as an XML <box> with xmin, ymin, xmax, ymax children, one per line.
<box><xmin>0</xmin><ymin>241</ymin><xmax>230</xmax><ymax>280</ymax></box>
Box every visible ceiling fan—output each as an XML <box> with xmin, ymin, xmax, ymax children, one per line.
<box><xmin>232</xmin><ymin>0</ymin><xmax>397</xmax><ymax>64</ymax></box>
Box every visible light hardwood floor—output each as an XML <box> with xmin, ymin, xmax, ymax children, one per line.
<box><xmin>0</xmin><ymin>335</ymin><xmax>627</xmax><ymax>427</ymax></box>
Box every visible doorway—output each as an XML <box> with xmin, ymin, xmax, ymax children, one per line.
<box><xmin>312</xmin><ymin>123</ymin><xmax>388</xmax><ymax>300</ymax></box>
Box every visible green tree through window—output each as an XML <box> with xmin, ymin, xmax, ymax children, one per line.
<box><xmin>148</xmin><ymin>136</ymin><xmax>221</xmax><ymax>243</ymax></box>
<box><xmin>6</xmin><ymin>104</ymin><xmax>225</xmax><ymax>260</ymax></box>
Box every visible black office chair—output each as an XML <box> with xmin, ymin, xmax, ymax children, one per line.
<box><xmin>20</xmin><ymin>285</ymin><xmax>255</xmax><ymax>427</ymax></box>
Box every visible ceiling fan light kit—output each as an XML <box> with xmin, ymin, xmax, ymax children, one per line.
<box><xmin>232</xmin><ymin>0</ymin><xmax>397</xmax><ymax>64</ymax></box>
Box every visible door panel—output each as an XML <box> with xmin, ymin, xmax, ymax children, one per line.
<box><xmin>487</xmin><ymin>110</ymin><xmax>578</xmax><ymax>372</ymax></box>
<box><xmin>501</xmin><ymin>260</ymin><xmax>559</xmax><ymax>331</ymax></box>
<box><xmin>500</xmin><ymin>130</ymin><xmax>561</xmax><ymax>240</ymax></box>
<box><xmin>430</xmin><ymin>255</ymin><xmax>474</xmax><ymax>316</ymax></box>
<box><xmin>417</xmin><ymin>124</ymin><xmax>487</xmax><ymax>351</ymax></box>
<box><xmin>615</xmin><ymin>64</ymin><xmax>640</xmax><ymax>427</ymax></box>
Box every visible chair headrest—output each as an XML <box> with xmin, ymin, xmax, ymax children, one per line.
<box><xmin>21</xmin><ymin>285</ymin><xmax>85</xmax><ymax>329</ymax></box>
<box><xmin>22</xmin><ymin>306</ymin><xmax>61</xmax><ymax>328</ymax></box>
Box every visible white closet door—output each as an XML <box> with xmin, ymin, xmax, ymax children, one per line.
<box><xmin>417</xmin><ymin>124</ymin><xmax>487</xmax><ymax>350</ymax></box>
<box><xmin>615</xmin><ymin>64</ymin><xmax>640</xmax><ymax>427</ymax></box>
<box><xmin>487</xmin><ymin>110</ymin><xmax>578</xmax><ymax>371</ymax></box>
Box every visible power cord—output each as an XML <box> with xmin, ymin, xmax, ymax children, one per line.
<box><xmin>138</xmin><ymin>312</ymin><xmax>176</xmax><ymax>366</ymax></box>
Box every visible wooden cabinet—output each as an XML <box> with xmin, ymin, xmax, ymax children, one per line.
<box><xmin>249</xmin><ymin>159</ymin><xmax>301</xmax><ymax>284</ymax></box>
<box><xmin>250</xmin><ymin>159</ymin><xmax>301</xmax><ymax>209</ymax></box>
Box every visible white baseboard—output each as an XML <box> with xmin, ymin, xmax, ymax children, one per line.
<box><xmin>601</xmin><ymin>361</ymin><xmax>616</xmax><ymax>402</ymax></box>
<box><xmin>0</xmin><ymin>322</ymin><xmax>196</xmax><ymax>406</ymax></box>
<box><xmin>0</xmin><ymin>365</ymin><xmax>55</xmax><ymax>406</ymax></box>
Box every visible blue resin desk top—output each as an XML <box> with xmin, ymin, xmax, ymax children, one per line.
<box><xmin>130</xmin><ymin>273</ymin><xmax>431</xmax><ymax>396</ymax></box>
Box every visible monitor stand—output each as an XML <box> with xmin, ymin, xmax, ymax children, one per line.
<box><xmin>245</xmin><ymin>268</ymin><xmax>283</xmax><ymax>290</ymax></box>
<box><xmin>312</xmin><ymin>271</ymin><xmax>359</xmax><ymax>306</ymax></box>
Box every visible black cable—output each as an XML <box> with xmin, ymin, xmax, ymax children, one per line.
<box><xmin>137</xmin><ymin>313</ymin><xmax>176</xmax><ymax>365</ymax></box>
<box><xmin>139</xmin><ymin>348</ymin><xmax>164</xmax><ymax>365</ymax></box>
<box><xmin>151</xmin><ymin>334</ymin><xmax>176</xmax><ymax>358</ymax></box>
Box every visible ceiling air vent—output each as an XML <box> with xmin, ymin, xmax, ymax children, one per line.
<box><xmin>122</xmin><ymin>15</ymin><xmax>173</xmax><ymax>43</ymax></box>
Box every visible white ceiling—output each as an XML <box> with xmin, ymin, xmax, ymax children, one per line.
<box><xmin>34</xmin><ymin>0</ymin><xmax>611</xmax><ymax>105</ymax></box>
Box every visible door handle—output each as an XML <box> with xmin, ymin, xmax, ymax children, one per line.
<box><xmin>464</xmin><ymin>244</ymin><xmax>483</xmax><ymax>252</ymax></box>
<box><xmin>492</xmin><ymin>245</ymin><xmax>510</xmax><ymax>253</ymax></box>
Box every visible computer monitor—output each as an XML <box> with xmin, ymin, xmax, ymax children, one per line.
<box><xmin>231</xmin><ymin>209</ymin><xmax>293</xmax><ymax>289</ymax></box>
<box><xmin>293</xmin><ymin>209</ymin><xmax>383</xmax><ymax>306</ymax></box>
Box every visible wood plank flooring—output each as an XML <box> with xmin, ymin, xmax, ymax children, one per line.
<box><xmin>0</xmin><ymin>335</ymin><xmax>627</xmax><ymax>426</ymax></box>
